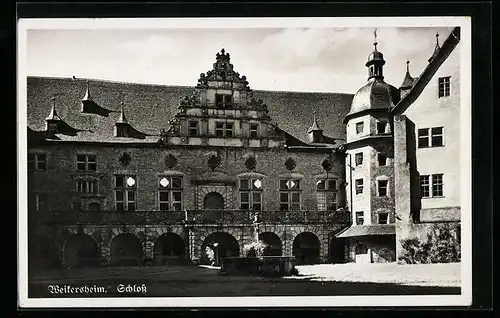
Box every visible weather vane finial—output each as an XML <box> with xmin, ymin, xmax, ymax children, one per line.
<box><xmin>373</xmin><ymin>28</ymin><xmax>378</xmax><ymax>51</ymax></box>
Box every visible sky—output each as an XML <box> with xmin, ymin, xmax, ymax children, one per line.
<box><xmin>26</xmin><ymin>26</ymin><xmax>455</xmax><ymax>94</ymax></box>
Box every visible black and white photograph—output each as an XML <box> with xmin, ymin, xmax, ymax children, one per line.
<box><xmin>17</xmin><ymin>17</ymin><xmax>472</xmax><ymax>308</ymax></box>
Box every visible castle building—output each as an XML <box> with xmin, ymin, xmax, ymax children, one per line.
<box><xmin>26</xmin><ymin>27</ymin><xmax>462</xmax><ymax>269</ymax></box>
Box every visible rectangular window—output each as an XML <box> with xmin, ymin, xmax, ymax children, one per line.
<box><xmin>225</xmin><ymin>122</ymin><xmax>234</xmax><ymax>137</ymax></box>
<box><xmin>115</xmin><ymin>175</ymin><xmax>137</xmax><ymax>212</ymax></box>
<box><xmin>215</xmin><ymin>122</ymin><xmax>224</xmax><ymax>137</ymax></box>
<box><xmin>28</xmin><ymin>153</ymin><xmax>47</xmax><ymax>170</ymax></box>
<box><xmin>158</xmin><ymin>176</ymin><xmax>183</xmax><ymax>211</ymax></box>
<box><xmin>316</xmin><ymin>178</ymin><xmax>338</xmax><ymax>211</ymax></box>
<box><xmin>432</xmin><ymin>174</ymin><xmax>444</xmax><ymax>197</ymax></box>
<box><xmin>215</xmin><ymin>122</ymin><xmax>234</xmax><ymax>137</ymax></box>
<box><xmin>250</xmin><ymin>124</ymin><xmax>259</xmax><ymax>138</ymax></box>
<box><xmin>355</xmin><ymin>153</ymin><xmax>363</xmax><ymax>166</ymax></box>
<box><xmin>76</xmin><ymin>154</ymin><xmax>97</xmax><ymax>172</ymax></box>
<box><xmin>418</xmin><ymin>129</ymin><xmax>429</xmax><ymax>148</ymax></box>
<box><xmin>420</xmin><ymin>175</ymin><xmax>430</xmax><ymax>198</ymax></box>
<box><xmin>355</xmin><ymin>179</ymin><xmax>364</xmax><ymax>195</ymax></box>
<box><xmin>377</xmin><ymin>180</ymin><xmax>388</xmax><ymax>197</ymax></box>
<box><xmin>355</xmin><ymin>211</ymin><xmax>364</xmax><ymax>225</ymax></box>
<box><xmin>240</xmin><ymin>178</ymin><xmax>262</xmax><ymax>210</ymax></box>
<box><xmin>378</xmin><ymin>153</ymin><xmax>387</xmax><ymax>166</ymax></box>
<box><xmin>189</xmin><ymin>121</ymin><xmax>199</xmax><ymax>137</ymax></box>
<box><xmin>378</xmin><ymin>212</ymin><xmax>389</xmax><ymax>224</ymax></box>
<box><xmin>431</xmin><ymin>127</ymin><xmax>444</xmax><ymax>147</ymax></box>
<box><xmin>356</xmin><ymin>122</ymin><xmax>364</xmax><ymax>134</ymax></box>
<box><xmin>76</xmin><ymin>180</ymin><xmax>98</xmax><ymax>193</ymax></box>
<box><xmin>215</xmin><ymin>94</ymin><xmax>233</xmax><ymax>107</ymax></box>
<box><xmin>279</xmin><ymin>179</ymin><xmax>301</xmax><ymax>211</ymax></box>
<box><xmin>377</xmin><ymin>121</ymin><xmax>387</xmax><ymax>134</ymax></box>
<box><xmin>438</xmin><ymin>76</ymin><xmax>451</xmax><ymax>97</ymax></box>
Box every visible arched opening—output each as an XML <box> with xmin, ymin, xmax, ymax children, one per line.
<box><xmin>154</xmin><ymin>233</ymin><xmax>185</xmax><ymax>265</ymax></box>
<box><xmin>110</xmin><ymin>233</ymin><xmax>143</xmax><ymax>266</ymax></box>
<box><xmin>355</xmin><ymin>243</ymin><xmax>370</xmax><ymax>264</ymax></box>
<box><xmin>329</xmin><ymin>237</ymin><xmax>346</xmax><ymax>264</ymax></box>
<box><xmin>293</xmin><ymin>232</ymin><xmax>321</xmax><ymax>265</ymax></box>
<box><xmin>29</xmin><ymin>235</ymin><xmax>60</xmax><ymax>270</ymax></box>
<box><xmin>88</xmin><ymin>202</ymin><xmax>100</xmax><ymax>212</ymax></box>
<box><xmin>203</xmin><ymin>192</ymin><xmax>224</xmax><ymax>221</ymax></box>
<box><xmin>201</xmin><ymin>232</ymin><xmax>239</xmax><ymax>266</ymax></box>
<box><xmin>258</xmin><ymin>232</ymin><xmax>282</xmax><ymax>256</ymax></box>
<box><xmin>63</xmin><ymin>234</ymin><xmax>100</xmax><ymax>269</ymax></box>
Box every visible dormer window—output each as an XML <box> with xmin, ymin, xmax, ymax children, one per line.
<box><xmin>116</xmin><ymin>124</ymin><xmax>129</xmax><ymax>137</ymax></box>
<box><xmin>215</xmin><ymin>94</ymin><xmax>232</xmax><ymax>107</ymax></box>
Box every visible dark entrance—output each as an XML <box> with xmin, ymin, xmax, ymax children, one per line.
<box><xmin>110</xmin><ymin>233</ymin><xmax>143</xmax><ymax>266</ymax></box>
<box><xmin>203</xmin><ymin>192</ymin><xmax>224</xmax><ymax>221</ymax></box>
<box><xmin>154</xmin><ymin>233</ymin><xmax>185</xmax><ymax>265</ymax></box>
<box><xmin>259</xmin><ymin>232</ymin><xmax>283</xmax><ymax>256</ymax></box>
<box><xmin>329</xmin><ymin>237</ymin><xmax>346</xmax><ymax>264</ymax></box>
<box><xmin>201</xmin><ymin>232</ymin><xmax>239</xmax><ymax>266</ymax></box>
<box><xmin>63</xmin><ymin>234</ymin><xmax>100</xmax><ymax>269</ymax></box>
<box><xmin>293</xmin><ymin>232</ymin><xmax>321</xmax><ymax>265</ymax></box>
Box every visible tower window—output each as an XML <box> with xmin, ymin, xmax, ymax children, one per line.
<box><xmin>378</xmin><ymin>212</ymin><xmax>389</xmax><ymax>224</ymax></box>
<box><xmin>189</xmin><ymin>121</ymin><xmax>199</xmax><ymax>137</ymax></box>
<box><xmin>377</xmin><ymin>121</ymin><xmax>388</xmax><ymax>134</ymax></box>
<box><xmin>355</xmin><ymin>211</ymin><xmax>364</xmax><ymax>225</ymax></box>
<box><xmin>378</xmin><ymin>153</ymin><xmax>387</xmax><ymax>166</ymax></box>
<box><xmin>438</xmin><ymin>76</ymin><xmax>451</xmax><ymax>97</ymax></box>
<box><xmin>355</xmin><ymin>179</ymin><xmax>364</xmax><ymax>195</ymax></box>
<box><xmin>377</xmin><ymin>180</ymin><xmax>388</xmax><ymax>197</ymax></box>
<box><xmin>355</xmin><ymin>122</ymin><xmax>364</xmax><ymax>134</ymax></box>
<box><xmin>250</xmin><ymin>124</ymin><xmax>259</xmax><ymax>138</ymax></box>
<box><xmin>355</xmin><ymin>153</ymin><xmax>363</xmax><ymax>166</ymax></box>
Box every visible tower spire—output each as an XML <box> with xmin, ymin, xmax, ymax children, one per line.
<box><xmin>118</xmin><ymin>102</ymin><xmax>128</xmax><ymax>124</ymax></box>
<box><xmin>428</xmin><ymin>31</ymin><xmax>441</xmax><ymax>62</ymax></box>
<box><xmin>82</xmin><ymin>80</ymin><xmax>92</xmax><ymax>102</ymax></box>
<box><xmin>373</xmin><ymin>28</ymin><xmax>378</xmax><ymax>51</ymax></box>
<box><xmin>46</xmin><ymin>97</ymin><xmax>61</xmax><ymax>121</ymax></box>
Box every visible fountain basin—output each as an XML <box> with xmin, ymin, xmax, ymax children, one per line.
<box><xmin>220</xmin><ymin>256</ymin><xmax>296</xmax><ymax>277</ymax></box>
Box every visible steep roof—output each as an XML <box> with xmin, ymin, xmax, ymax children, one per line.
<box><xmin>26</xmin><ymin>76</ymin><xmax>353</xmax><ymax>145</ymax></box>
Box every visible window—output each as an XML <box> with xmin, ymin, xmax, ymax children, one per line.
<box><xmin>378</xmin><ymin>153</ymin><xmax>387</xmax><ymax>166</ymax></box>
<box><xmin>279</xmin><ymin>179</ymin><xmax>301</xmax><ymax>211</ymax></box>
<box><xmin>215</xmin><ymin>94</ymin><xmax>233</xmax><ymax>107</ymax></box>
<box><xmin>33</xmin><ymin>194</ymin><xmax>48</xmax><ymax>212</ymax></box>
<box><xmin>115</xmin><ymin>175</ymin><xmax>137</xmax><ymax>212</ymax></box>
<box><xmin>377</xmin><ymin>121</ymin><xmax>388</xmax><ymax>134</ymax></box>
<box><xmin>189</xmin><ymin>121</ymin><xmax>199</xmax><ymax>137</ymax></box>
<box><xmin>438</xmin><ymin>76</ymin><xmax>451</xmax><ymax>97</ymax></box>
<box><xmin>28</xmin><ymin>153</ymin><xmax>46</xmax><ymax>170</ymax></box>
<box><xmin>76</xmin><ymin>154</ymin><xmax>97</xmax><ymax>171</ymax></box>
<box><xmin>420</xmin><ymin>174</ymin><xmax>444</xmax><ymax>198</ymax></box>
<box><xmin>378</xmin><ymin>212</ymin><xmax>389</xmax><ymax>224</ymax></box>
<box><xmin>158</xmin><ymin>176</ymin><xmax>183</xmax><ymax>211</ymax></box>
<box><xmin>76</xmin><ymin>180</ymin><xmax>98</xmax><ymax>193</ymax></box>
<box><xmin>418</xmin><ymin>127</ymin><xmax>444</xmax><ymax>148</ymax></box>
<box><xmin>239</xmin><ymin>178</ymin><xmax>263</xmax><ymax>210</ymax></box>
<box><xmin>355</xmin><ymin>179</ymin><xmax>364</xmax><ymax>195</ymax></box>
<box><xmin>377</xmin><ymin>180</ymin><xmax>388</xmax><ymax>197</ymax></box>
<box><xmin>355</xmin><ymin>122</ymin><xmax>364</xmax><ymax>134</ymax></box>
<box><xmin>355</xmin><ymin>211</ymin><xmax>364</xmax><ymax>225</ymax></box>
<box><xmin>215</xmin><ymin>122</ymin><xmax>234</xmax><ymax>137</ymax></box>
<box><xmin>355</xmin><ymin>153</ymin><xmax>363</xmax><ymax>166</ymax></box>
<box><xmin>250</xmin><ymin>124</ymin><xmax>259</xmax><ymax>138</ymax></box>
<box><xmin>316</xmin><ymin>178</ymin><xmax>338</xmax><ymax>211</ymax></box>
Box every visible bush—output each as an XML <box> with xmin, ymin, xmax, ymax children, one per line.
<box><xmin>205</xmin><ymin>246</ymin><xmax>215</xmax><ymax>265</ymax></box>
<box><xmin>243</xmin><ymin>241</ymin><xmax>270</xmax><ymax>258</ymax></box>
<box><xmin>398</xmin><ymin>223</ymin><xmax>461</xmax><ymax>264</ymax></box>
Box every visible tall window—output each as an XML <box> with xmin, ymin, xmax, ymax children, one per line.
<box><xmin>378</xmin><ymin>153</ymin><xmax>387</xmax><ymax>166</ymax></box>
<box><xmin>377</xmin><ymin>180</ymin><xmax>388</xmax><ymax>197</ymax></box>
<box><xmin>279</xmin><ymin>179</ymin><xmax>301</xmax><ymax>211</ymax></box>
<box><xmin>215</xmin><ymin>122</ymin><xmax>234</xmax><ymax>137</ymax></box>
<box><xmin>355</xmin><ymin>211</ymin><xmax>364</xmax><ymax>225</ymax></box>
<box><xmin>355</xmin><ymin>153</ymin><xmax>363</xmax><ymax>166</ymax></box>
<box><xmin>215</xmin><ymin>94</ymin><xmax>233</xmax><ymax>107</ymax></box>
<box><xmin>355</xmin><ymin>179</ymin><xmax>364</xmax><ymax>195</ymax></box>
<box><xmin>420</xmin><ymin>174</ymin><xmax>444</xmax><ymax>198</ymax></box>
<box><xmin>28</xmin><ymin>153</ymin><xmax>46</xmax><ymax>170</ymax></box>
<box><xmin>76</xmin><ymin>179</ymin><xmax>98</xmax><ymax>193</ymax></box>
<box><xmin>115</xmin><ymin>175</ymin><xmax>137</xmax><ymax>212</ymax></box>
<box><xmin>418</xmin><ymin>127</ymin><xmax>444</xmax><ymax>148</ymax></box>
<box><xmin>355</xmin><ymin>122</ymin><xmax>364</xmax><ymax>134</ymax></box>
<box><xmin>250</xmin><ymin>123</ymin><xmax>259</xmax><ymax>138</ymax></box>
<box><xmin>316</xmin><ymin>178</ymin><xmax>338</xmax><ymax>211</ymax></box>
<box><xmin>189</xmin><ymin>121</ymin><xmax>199</xmax><ymax>137</ymax></box>
<box><xmin>378</xmin><ymin>212</ymin><xmax>389</xmax><ymax>224</ymax></box>
<box><xmin>438</xmin><ymin>76</ymin><xmax>451</xmax><ymax>97</ymax></box>
<box><xmin>377</xmin><ymin>121</ymin><xmax>388</xmax><ymax>134</ymax></box>
<box><xmin>239</xmin><ymin>177</ymin><xmax>262</xmax><ymax>210</ymax></box>
<box><xmin>76</xmin><ymin>154</ymin><xmax>97</xmax><ymax>171</ymax></box>
<box><xmin>158</xmin><ymin>176</ymin><xmax>183</xmax><ymax>211</ymax></box>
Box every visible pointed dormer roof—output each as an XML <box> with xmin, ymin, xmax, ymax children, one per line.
<box><xmin>307</xmin><ymin>111</ymin><xmax>322</xmax><ymax>134</ymax></box>
<box><xmin>117</xmin><ymin>102</ymin><xmax>128</xmax><ymax>124</ymax></box>
<box><xmin>46</xmin><ymin>97</ymin><xmax>61</xmax><ymax>121</ymax></box>
<box><xmin>400</xmin><ymin>60</ymin><xmax>417</xmax><ymax>89</ymax></box>
<box><xmin>82</xmin><ymin>80</ymin><xmax>93</xmax><ymax>102</ymax></box>
<box><xmin>428</xmin><ymin>32</ymin><xmax>441</xmax><ymax>63</ymax></box>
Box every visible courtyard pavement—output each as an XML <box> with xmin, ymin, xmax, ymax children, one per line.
<box><xmin>27</xmin><ymin>263</ymin><xmax>461</xmax><ymax>298</ymax></box>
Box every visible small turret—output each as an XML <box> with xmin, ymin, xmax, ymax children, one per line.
<box><xmin>307</xmin><ymin>111</ymin><xmax>323</xmax><ymax>143</ymax></box>
<box><xmin>45</xmin><ymin>97</ymin><xmax>61</xmax><ymax>137</ymax></box>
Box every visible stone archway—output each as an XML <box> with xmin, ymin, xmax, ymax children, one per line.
<box><xmin>259</xmin><ymin>232</ymin><xmax>282</xmax><ymax>256</ymax></box>
<box><xmin>63</xmin><ymin>234</ymin><xmax>100</xmax><ymax>269</ymax></box>
<box><xmin>154</xmin><ymin>233</ymin><xmax>185</xmax><ymax>265</ymax></box>
<box><xmin>293</xmin><ymin>232</ymin><xmax>321</xmax><ymax>265</ymax></box>
<box><xmin>110</xmin><ymin>233</ymin><xmax>143</xmax><ymax>266</ymax></box>
<box><xmin>201</xmin><ymin>232</ymin><xmax>239</xmax><ymax>266</ymax></box>
<box><xmin>29</xmin><ymin>234</ymin><xmax>60</xmax><ymax>270</ymax></box>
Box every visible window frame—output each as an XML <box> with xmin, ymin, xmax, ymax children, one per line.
<box><xmin>377</xmin><ymin>121</ymin><xmax>388</xmax><ymax>134</ymax></box>
<box><xmin>28</xmin><ymin>153</ymin><xmax>47</xmax><ymax>171</ymax></box>
<box><xmin>158</xmin><ymin>175</ymin><xmax>184</xmax><ymax>211</ymax></box>
<box><xmin>76</xmin><ymin>154</ymin><xmax>97</xmax><ymax>172</ymax></box>
<box><xmin>249</xmin><ymin>123</ymin><xmax>259</xmax><ymax>138</ymax></box>
<box><xmin>378</xmin><ymin>212</ymin><xmax>389</xmax><ymax>224</ymax></box>
<box><xmin>355</xmin><ymin>211</ymin><xmax>364</xmax><ymax>225</ymax></box>
<box><xmin>279</xmin><ymin>178</ymin><xmax>302</xmax><ymax>211</ymax></box>
<box><xmin>420</xmin><ymin>174</ymin><xmax>444</xmax><ymax>198</ymax></box>
<box><xmin>239</xmin><ymin>177</ymin><xmax>263</xmax><ymax>211</ymax></box>
<box><xmin>114</xmin><ymin>174</ymin><xmax>137</xmax><ymax>212</ymax></box>
<box><xmin>438</xmin><ymin>76</ymin><xmax>451</xmax><ymax>98</ymax></box>
<box><xmin>355</xmin><ymin>178</ymin><xmax>364</xmax><ymax>195</ymax></box>
<box><xmin>355</xmin><ymin>122</ymin><xmax>364</xmax><ymax>134</ymax></box>
<box><xmin>418</xmin><ymin>127</ymin><xmax>445</xmax><ymax>148</ymax></box>
<box><xmin>214</xmin><ymin>121</ymin><xmax>235</xmax><ymax>137</ymax></box>
<box><xmin>355</xmin><ymin>152</ymin><xmax>363</xmax><ymax>166</ymax></box>
<box><xmin>215</xmin><ymin>93</ymin><xmax>233</xmax><ymax>108</ymax></box>
<box><xmin>315</xmin><ymin>178</ymin><xmax>338</xmax><ymax>211</ymax></box>
<box><xmin>377</xmin><ymin>179</ymin><xmax>389</xmax><ymax>197</ymax></box>
<box><xmin>75</xmin><ymin>179</ymin><xmax>99</xmax><ymax>194</ymax></box>
<box><xmin>378</xmin><ymin>153</ymin><xmax>387</xmax><ymax>167</ymax></box>
<box><xmin>188</xmin><ymin>120</ymin><xmax>199</xmax><ymax>137</ymax></box>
